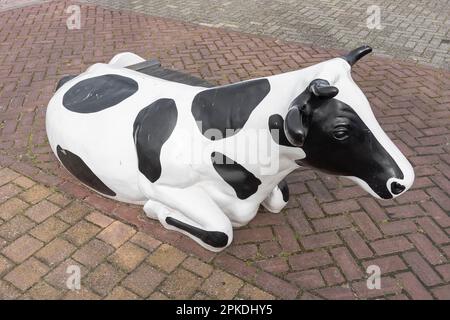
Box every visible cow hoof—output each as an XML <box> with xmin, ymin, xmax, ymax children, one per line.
<box><xmin>165</xmin><ymin>217</ymin><xmax>229</xmax><ymax>249</ymax></box>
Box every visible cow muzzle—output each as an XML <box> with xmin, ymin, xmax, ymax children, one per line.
<box><xmin>390</xmin><ymin>181</ymin><xmax>406</xmax><ymax>195</ymax></box>
<box><xmin>349</xmin><ymin>172</ymin><xmax>413</xmax><ymax>200</ymax></box>
<box><xmin>352</xmin><ymin>157</ymin><xmax>414</xmax><ymax>200</ymax></box>
<box><xmin>384</xmin><ymin>165</ymin><xmax>414</xmax><ymax>198</ymax></box>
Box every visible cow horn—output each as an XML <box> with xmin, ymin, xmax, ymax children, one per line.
<box><xmin>342</xmin><ymin>45</ymin><xmax>372</xmax><ymax>66</ymax></box>
<box><xmin>309</xmin><ymin>79</ymin><xmax>339</xmax><ymax>99</ymax></box>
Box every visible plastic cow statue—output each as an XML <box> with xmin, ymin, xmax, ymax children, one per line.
<box><xmin>46</xmin><ymin>45</ymin><xmax>414</xmax><ymax>251</ymax></box>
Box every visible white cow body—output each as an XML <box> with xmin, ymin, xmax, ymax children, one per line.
<box><xmin>46</xmin><ymin>50</ymin><xmax>414</xmax><ymax>251</ymax></box>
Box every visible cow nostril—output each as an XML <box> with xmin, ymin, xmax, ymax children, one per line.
<box><xmin>391</xmin><ymin>182</ymin><xmax>406</xmax><ymax>195</ymax></box>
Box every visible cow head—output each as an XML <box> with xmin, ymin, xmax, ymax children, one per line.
<box><xmin>284</xmin><ymin>46</ymin><xmax>414</xmax><ymax>199</ymax></box>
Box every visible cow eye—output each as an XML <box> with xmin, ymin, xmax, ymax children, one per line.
<box><xmin>333</xmin><ymin>127</ymin><xmax>349</xmax><ymax>140</ymax></box>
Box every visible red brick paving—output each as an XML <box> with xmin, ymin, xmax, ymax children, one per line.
<box><xmin>0</xmin><ymin>167</ymin><xmax>272</xmax><ymax>300</ymax></box>
<box><xmin>0</xmin><ymin>1</ymin><xmax>449</xmax><ymax>299</ymax></box>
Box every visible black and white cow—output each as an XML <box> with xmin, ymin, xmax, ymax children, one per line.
<box><xmin>46</xmin><ymin>46</ymin><xmax>414</xmax><ymax>251</ymax></box>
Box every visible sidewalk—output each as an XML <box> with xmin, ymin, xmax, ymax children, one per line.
<box><xmin>0</xmin><ymin>166</ymin><xmax>274</xmax><ymax>299</ymax></box>
<box><xmin>79</xmin><ymin>0</ymin><xmax>450</xmax><ymax>69</ymax></box>
<box><xmin>0</xmin><ymin>1</ymin><xmax>449</xmax><ymax>299</ymax></box>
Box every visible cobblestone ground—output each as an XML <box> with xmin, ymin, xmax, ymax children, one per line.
<box><xmin>78</xmin><ymin>0</ymin><xmax>450</xmax><ymax>69</ymax></box>
<box><xmin>0</xmin><ymin>0</ymin><xmax>51</xmax><ymax>12</ymax></box>
<box><xmin>0</xmin><ymin>1</ymin><xmax>449</xmax><ymax>299</ymax></box>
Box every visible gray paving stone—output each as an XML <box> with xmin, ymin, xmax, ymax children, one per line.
<box><xmin>79</xmin><ymin>0</ymin><xmax>449</xmax><ymax>69</ymax></box>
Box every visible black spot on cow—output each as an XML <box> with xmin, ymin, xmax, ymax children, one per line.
<box><xmin>165</xmin><ymin>217</ymin><xmax>228</xmax><ymax>248</ymax></box>
<box><xmin>211</xmin><ymin>152</ymin><xmax>261</xmax><ymax>199</ymax></box>
<box><xmin>133</xmin><ymin>98</ymin><xmax>178</xmax><ymax>183</ymax></box>
<box><xmin>268</xmin><ymin>114</ymin><xmax>295</xmax><ymax>147</ymax></box>
<box><xmin>278</xmin><ymin>179</ymin><xmax>289</xmax><ymax>202</ymax></box>
<box><xmin>56</xmin><ymin>145</ymin><xmax>116</xmax><ymax>196</ymax></box>
<box><xmin>192</xmin><ymin>79</ymin><xmax>270</xmax><ymax>140</ymax></box>
<box><xmin>63</xmin><ymin>74</ymin><xmax>138</xmax><ymax>113</ymax></box>
<box><xmin>56</xmin><ymin>75</ymin><xmax>77</xmax><ymax>91</ymax></box>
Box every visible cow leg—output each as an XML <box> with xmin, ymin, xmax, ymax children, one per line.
<box><xmin>143</xmin><ymin>187</ymin><xmax>232</xmax><ymax>252</ymax></box>
<box><xmin>262</xmin><ymin>179</ymin><xmax>289</xmax><ymax>213</ymax></box>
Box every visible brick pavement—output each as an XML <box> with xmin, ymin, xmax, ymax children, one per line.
<box><xmin>0</xmin><ymin>1</ymin><xmax>449</xmax><ymax>299</ymax></box>
<box><xmin>0</xmin><ymin>167</ymin><xmax>272</xmax><ymax>299</ymax></box>
<box><xmin>79</xmin><ymin>0</ymin><xmax>450</xmax><ymax>69</ymax></box>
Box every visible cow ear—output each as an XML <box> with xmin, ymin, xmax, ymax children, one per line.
<box><xmin>284</xmin><ymin>105</ymin><xmax>309</xmax><ymax>147</ymax></box>
<box><xmin>284</xmin><ymin>79</ymin><xmax>338</xmax><ymax>147</ymax></box>
<box><xmin>309</xmin><ymin>79</ymin><xmax>339</xmax><ymax>99</ymax></box>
